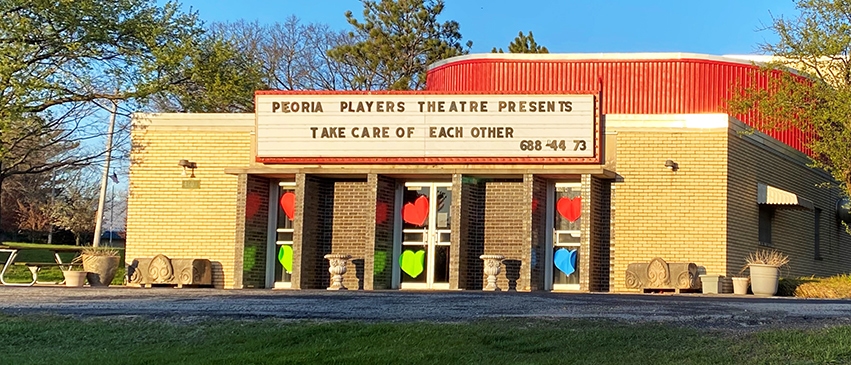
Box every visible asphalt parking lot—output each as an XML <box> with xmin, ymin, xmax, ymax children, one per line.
<box><xmin>2</xmin><ymin>286</ymin><xmax>850</xmax><ymax>331</ymax></box>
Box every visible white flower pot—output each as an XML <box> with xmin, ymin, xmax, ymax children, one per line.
<box><xmin>699</xmin><ymin>275</ymin><xmax>722</xmax><ymax>294</ymax></box>
<box><xmin>63</xmin><ymin>271</ymin><xmax>88</xmax><ymax>287</ymax></box>
<box><xmin>749</xmin><ymin>264</ymin><xmax>780</xmax><ymax>296</ymax></box>
<box><xmin>732</xmin><ymin>277</ymin><xmax>749</xmax><ymax>295</ymax></box>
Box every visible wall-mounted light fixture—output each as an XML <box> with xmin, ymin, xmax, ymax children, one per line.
<box><xmin>178</xmin><ymin>159</ymin><xmax>197</xmax><ymax>178</ymax></box>
<box><xmin>664</xmin><ymin>159</ymin><xmax>679</xmax><ymax>171</ymax></box>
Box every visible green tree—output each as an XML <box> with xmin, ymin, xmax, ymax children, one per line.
<box><xmin>491</xmin><ymin>31</ymin><xmax>549</xmax><ymax>54</ymax></box>
<box><xmin>0</xmin><ymin>0</ymin><xmax>202</xmax><ymax>181</ymax></box>
<box><xmin>0</xmin><ymin>0</ymin><xmax>204</xmax><ymax>235</ymax></box>
<box><xmin>148</xmin><ymin>33</ymin><xmax>267</xmax><ymax>113</ymax></box>
<box><xmin>329</xmin><ymin>0</ymin><xmax>472</xmax><ymax>90</ymax></box>
<box><xmin>728</xmin><ymin>0</ymin><xmax>851</xmax><ymax>197</ymax></box>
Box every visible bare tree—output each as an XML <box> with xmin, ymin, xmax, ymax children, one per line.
<box><xmin>211</xmin><ymin>17</ymin><xmax>373</xmax><ymax>91</ymax></box>
<box><xmin>51</xmin><ymin>168</ymin><xmax>100</xmax><ymax>246</ymax></box>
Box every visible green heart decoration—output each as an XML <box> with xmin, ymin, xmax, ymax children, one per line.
<box><xmin>278</xmin><ymin>245</ymin><xmax>293</xmax><ymax>273</ymax></box>
<box><xmin>243</xmin><ymin>246</ymin><xmax>256</xmax><ymax>271</ymax></box>
<box><xmin>399</xmin><ymin>249</ymin><xmax>425</xmax><ymax>278</ymax></box>
<box><xmin>374</xmin><ymin>251</ymin><xmax>387</xmax><ymax>274</ymax></box>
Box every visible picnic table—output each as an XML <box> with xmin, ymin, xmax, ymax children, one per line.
<box><xmin>0</xmin><ymin>242</ymin><xmax>87</xmax><ymax>286</ymax></box>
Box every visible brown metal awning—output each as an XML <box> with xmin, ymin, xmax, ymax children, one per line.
<box><xmin>758</xmin><ymin>183</ymin><xmax>814</xmax><ymax>210</ymax></box>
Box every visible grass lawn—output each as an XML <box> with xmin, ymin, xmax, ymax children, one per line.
<box><xmin>0</xmin><ymin>316</ymin><xmax>849</xmax><ymax>364</ymax></box>
<box><xmin>1</xmin><ymin>248</ymin><xmax>125</xmax><ymax>286</ymax></box>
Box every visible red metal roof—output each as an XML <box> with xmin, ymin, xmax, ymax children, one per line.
<box><xmin>425</xmin><ymin>53</ymin><xmax>811</xmax><ymax>155</ymax></box>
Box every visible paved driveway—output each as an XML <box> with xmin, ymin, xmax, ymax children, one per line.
<box><xmin>1</xmin><ymin>287</ymin><xmax>850</xmax><ymax>331</ymax></box>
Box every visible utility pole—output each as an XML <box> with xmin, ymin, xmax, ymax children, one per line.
<box><xmin>109</xmin><ymin>174</ymin><xmax>114</xmax><ymax>246</ymax></box>
<box><xmin>48</xmin><ymin>169</ymin><xmax>55</xmax><ymax>244</ymax></box>
<box><xmin>93</xmin><ymin>100</ymin><xmax>117</xmax><ymax>247</ymax></box>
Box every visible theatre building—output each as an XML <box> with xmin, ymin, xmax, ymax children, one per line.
<box><xmin>126</xmin><ymin>53</ymin><xmax>851</xmax><ymax>291</ymax></box>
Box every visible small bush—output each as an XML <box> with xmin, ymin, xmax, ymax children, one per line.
<box><xmin>794</xmin><ymin>274</ymin><xmax>851</xmax><ymax>299</ymax></box>
<box><xmin>777</xmin><ymin>277</ymin><xmax>818</xmax><ymax>296</ymax></box>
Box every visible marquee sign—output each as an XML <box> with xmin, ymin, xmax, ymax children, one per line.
<box><xmin>255</xmin><ymin>93</ymin><xmax>599</xmax><ymax>164</ymax></box>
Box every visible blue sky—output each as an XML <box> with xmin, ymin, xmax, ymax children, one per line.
<box><xmin>165</xmin><ymin>0</ymin><xmax>799</xmax><ymax>55</ymax></box>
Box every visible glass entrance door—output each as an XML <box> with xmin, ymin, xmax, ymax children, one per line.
<box><xmin>547</xmin><ymin>182</ymin><xmax>581</xmax><ymax>291</ymax></box>
<box><xmin>398</xmin><ymin>182</ymin><xmax>451</xmax><ymax>289</ymax></box>
<box><xmin>273</xmin><ymin>182</ymin><xmax>295</xmax><ymax>289</ymax></box>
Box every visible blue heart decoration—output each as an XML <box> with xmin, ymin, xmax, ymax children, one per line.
<box><xmin>554</xmin><ymin>248</ymin><xmax>578</xmax><ymax>276</ymax></box>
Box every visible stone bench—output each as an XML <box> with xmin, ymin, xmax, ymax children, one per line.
<box><xmin>127</xmin><ymin>254</ymin><xmax>212</xmax><ymax>288</ymax></box>
<box><xmin>625</xmin><ymin>257</ymin><xmax>700</xmax><ymax>293</ymax></box>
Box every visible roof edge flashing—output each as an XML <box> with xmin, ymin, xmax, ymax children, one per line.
<box><xmin>428</xmin><ymin>52</ymin><xmax>766</xmax><ymax>71</ymax></box>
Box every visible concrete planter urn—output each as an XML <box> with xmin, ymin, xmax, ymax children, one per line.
<box><xmin>479</xmin><ymin>255</ymin><xmax>505</xmax><ymax>291</ymax></box>
<box><xmin>749</xmin><ymin>264</ymin><xmax>780</xmax><ymax>296</ymax></box>
<box><xmin>732</xmin><ymin>277</ymin><xmax>750</xmax><ymax>295</ymax></box>
<box><xmin>324</xmin><ymin>254</ymin><xmax>352</xmax><ymax>290</ymax></box>
<box><xmin>62</xmin><ymin>270</ymin><xmax>88</xmax><ymax>287</ymax></box>
<box><xmin>82</xmin><ymin>254</ymin><xmax>120</xmax><ymax>287</ymax></box>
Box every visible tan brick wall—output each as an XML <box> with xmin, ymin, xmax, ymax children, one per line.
<box><xmin>330</xmin><ymin>180</ymin><xmax>373</xmax><ymax>290</ymax></box>
<box><xmin>455</xmin><ymin>175</ymin><xmax>483</xmax><ymax>290</ymax></box>
<box><xmin>242</xmin><ymin>175</ymin><xmax>270</xmax><ymax>288</ymax></box>
<box><xmin>292</xmin><ymin>175</ymin><xmax>333</xmax><ymax>289</ymax></box>
<box><xmin>611</xmin><ymin>128</ymin><xmax>729</xmax><ymax>292</ymax></box>
<box><xmin>371</xmin><ymin>175</ymin><xmax>397</xmax><ymax>289</ymax></box>
<box><xmin>527</xmin><ymin>175</ymin><xmax>548</xmax><ymax>291</ymax></box>
<box><xmin>588</xmin><ymin>176</ymin><xmax>612</xmax><ymax>292</ymax></box>
<box><xmin>127</xmin><ymin>114</ymin><xmax>254</xmax><ymax>289</ymax></box>
<box><xmin>481</xmin><ymin>180</ymin><xmax>525</xmax><ymax>291</ymax></box>
<box><xmin>727</xmin><ymin>127</ymin><xmax>851</xmax><ymax>278</ymax></box>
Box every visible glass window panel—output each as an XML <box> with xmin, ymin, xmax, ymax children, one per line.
<box><xmin>400</xmin><ymin>248</ymin><xmax>428</xmax><ymax>284</ymax></box>
<box><xmin>402</xmin><ymin>187</ymin><xmax>430</xmax><ymax>230</ymax></box>
<box><xmin>554</xmin><ymin>186</ymin><xmax>582</xmax><ymax>231</ymax></box>
<box><xmin>438</xmin><ymin>232</ymin><xmax>451</xmax><ymax>244</ymax></box>
<box><xmin>275</xmin><ymin>244</ymin><xmax>292</xmax><ymax>283</ymax></box>
<box><xmin>552</xmin><ymin>247</ymin><xmax>580</xmax><ymax>286</ymax></box>
<box><xmin>436</xmin><ymin>187</ymin><xmax>451</xmax><ymax>229</ymax></box>
<box><xmin>556</xmin><ymin>232</ymin><xmax>580</xmax><ymax>245</ymax></box>
<box><xmin>758</xmin><ymin>205</ymin><xmax>773</xmax><ymax>246</ymax></box>
<box><xmin>275</xmin><ymin>185</ymin><xmax>296</xmax><ymax>284</ymax></box>
<box><xmin>276</xmin><ymin>231</ymin><xmax>294</xmax><ymax>242</ymax></box>
<box><xmin>434</xmin><ymin>246</ymin><xmax>450</xmax><ymax>284</ymax></box>
<box><xmin>277</xmin><ymin>188</ymin><xmax>296</xmax><ymax>229</ymax></box>
<box><xmin>403</xmin><ymin>232</ymin><xmax>425</xmax><ymax>243</ymax></box>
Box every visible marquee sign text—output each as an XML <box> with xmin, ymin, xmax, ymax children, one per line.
<box><xmin>255</xmin><ymin>94</ymin><xmax>598</xmax><ymax>162</ymax></box>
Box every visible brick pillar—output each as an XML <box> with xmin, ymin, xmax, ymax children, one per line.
<box><xmin>609</xmin><ymin>182</ymin><xmax>616</xmax><ymax>292</ymax></box>
<box><xmin>590</xmin><ymin>177</ymin><xmax>612</xmax><ymax>292</ymax></box>
<box><xmin>580</xmin><ymin>174</ymin><xmax>592</xmax><ymax>291</ymax></box>
<box><xmin>450</xmin><ymin>174</ymin><xmax>463</xmax><ymax>289</ymax></box>
<box><xmin>241</xmin><ymin>174</ymin><xmax>271</xmax><ymax>288</ymax></box>
<box><xmin>292</xmin><ymin>174</ymin><xmax>333</xmax><ymax>289</ymax></box>
<box><xmin>232</xmin><ymin>173</ymin><xmax>248</xmax><ymax>289</ymax></box>
<box><xmin>579</xmin><ymin>174</ymin><xmax>613</xmax><ymax>292</ymax></box>
<box><xmin>520</xmin><ymin>174</ymin><xmax>548</xmax><ymax>291</ymax></box>
<box><xmin>529</xmin><ymin>175</ymin><xmax>548</xmax><ymax>291</ymax></box>
<box><xmin>330</xmin><ymin>180</ymin><xmax>373</xmax><ymax>290</ymax></box>
<box><xmin>456</xmin><ymin>175</ymin><xmax>485</xmax><ymax>290</ymax></box>
<box><xmin>482</xmin><ymin>180</ymin><xmax>525</xmax><ymax>291</ymax></box>
<box><xmin>371</xmin><ymin>174</ymin><xmax>397</xmax><ymax>290</ymax></box>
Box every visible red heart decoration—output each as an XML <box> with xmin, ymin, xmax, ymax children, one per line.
<box><xmin>375</xmin><ymin>202</ymin><xmax>388</xmax><ymax>225</ymax></box>
<box><xmin>557</xmin><ymin>196</ymin><xmax>581</xmax><ymax>222</ymax></box>
<box><xmin>280</xmin><ymin>192</ymin><xmax>295</xmax><ymax>220</ymax></box>
<box><xmin>245</xmin><ymin>193</ymin><xmax>260</xmax><ymax>218</ymax></box>
<box><xmin>402</xmin><ymin>195</ymin><xmax>429</xmax><ymax>226</ymax></box>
